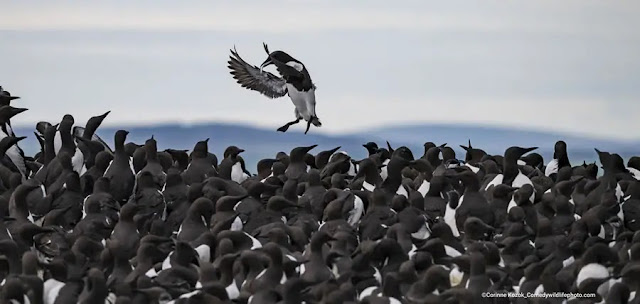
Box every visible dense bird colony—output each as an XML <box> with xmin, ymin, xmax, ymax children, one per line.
<box><xmin>0</xmin><ymin>86</ymin><xmax>639</xmax><ymax>304</ymax></box>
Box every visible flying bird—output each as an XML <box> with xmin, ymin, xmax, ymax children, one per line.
<box><xmin>228</xmin><ymin>43</ymin><xmax>322</xmax><ymax>134</ymax></box>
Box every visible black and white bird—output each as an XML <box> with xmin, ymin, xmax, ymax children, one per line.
<box><xmin>228</xmin><ymin>43</ymin><xmax>322</xmax><ymax>134</ymax></box>
<box><xmin>0</xmin><ymin>105</ymin><xmax>28</xmax><ymax>180</ymax></box>
<box><xmin>0</xmin><ymin>86</ymin><xmax>21</xmax><ymax>107</ymax></box>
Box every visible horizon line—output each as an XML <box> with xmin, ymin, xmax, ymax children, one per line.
<box><xmin>10</xmin><ymin>119</ymin><xmax>640</xmax><ymax>144</ymax></box>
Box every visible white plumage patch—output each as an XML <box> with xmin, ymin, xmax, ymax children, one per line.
<box><xmin>162</xmin><ymin>252</ymin><xmax>173</xmax><ymax>270</ymax></box>
<box><xmin>43</xmin><ymin>279</ymin><xmax>65</xmax><ymax>304</ymax></box>
<box><xmin>195</xmin><ymin>244</ymin><xmax>211</xmax><ymax>263</ymax></box>
<box><xmin>373</xmin><ymin>267</ymin><xmax>382</xmax><ymax>284</ymax></box>
<box><xmin>445</xmin><ymin>195</ymin><xmax>461</xmax><ymax>237</ymax></box>
<box><xmin>380</xmin><ymin>159</ymin><xmax>390</xmax><ymax>181</ymax></box>
<box><xmin>576</xmin><ymin>263</ymin><xmax>609</xmax><ymax>288</ymax></box>
<box><xmin>396</xmin><ymin>185</ymin><xmax>408</xmax><ymax>198</ymax></box>
<box><xmin>411</xmin><ymin>220</ymin><xmax>431</xmax><ymax>240</ymax></box>
<box><xmin>231</xmin><ymin>162</ymin><xmax>248</xmax><ymax>184</ymax></box>
<box><xmin>178</xmin><ymin>290</ymin><xmax>200</xmax><ymax>299</ymax></box>
<box><xmin>507</xmin><ymin>197</ymin><xmax>517</xmax><ymax>213</ymax></box>
<box><xmin>485</xmin><ymin>175</ymin><xmax>504</xmax><ymax>191</ymax></box>
<box><xmin>545</xmin><ymin>159</ymin><xmax>559</xmax><ymax>177</ymax></box>
<box><xmin>72</xmin><ymin>147</ymin><xmax>85</xmax><ymax>174</ymax></box>
<box><xmin>363</xmin><ymin>181</ymin><xmax>376</xmax><ymax>192</ymax></box>
<box><xmin>444</xmin><ymin>245</ymin><xmax>462</xmax><ymax>257</ymax></box>
<box><xmin>145</xmin><ymin>267</ymin><xmax>159</xmax><ymax>278</ymax></box>
<box><xmin>286</xmin><ymin>61</ymin><xmax>304</xmax><ymax>72</ymax></box>
<box><xmin>513</xmin><ymin>171</ymin><xmax>534</xmax><ymax>190</ymax></box>
<box><xmin>347</xmin><ymin>194</ymin><xmax>364</xmax><ymax>226</ymax></box>
<box><xmin>465</xmin><ymin>163</ymin><xmax>480</xmax><ymax>173</ymax></box>
<box><xmin>417</xmin><ymin>180</ymin><xmax>430</xmax><ymax>197</ymax></box>
<box><xmin>286</xmin><ymin>84</ymin><xmax>316</xmax><ymax>122</ymax></box>
<box><xmin>358</xmin><ymin>286</ymin><xmax>378</xmax><ymax>301</ymax></box>
<box><xmin>562</xmin><ymin>256</ymin><xmax>575</xmax><ymax>268</ymax></box>
<box><xmin>226</xmin><ymin>280</ymin><xmax>240</xmax><ymax>300</ymax></box>
<box><xmin>245</xmin><ymin>232</ymin><xmax>263</xmax><ymax>250</ymax></box>
<box><xmin>231</xmin><ymin>216</ymin><xmax>244</xmax><ymax>231</ymax></box>
<box><xmin>598</xmin><ymin>225</ymin><xmax>606</xmax><ymax>239</ymax></box>
<box><xmin>450</xmin><ymin>266</ymin><xmax>464</xmax><ymax>287</ymax></box>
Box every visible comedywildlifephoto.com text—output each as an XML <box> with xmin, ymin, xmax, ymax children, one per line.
<box><xmin>481</xmin><ymin>292</ymin><xmax>597</xmax><ymax>299</ymax></box>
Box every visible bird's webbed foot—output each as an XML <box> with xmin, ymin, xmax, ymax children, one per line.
<box><xmin>277</xmin><ymin>118</ymin><xmax>300</xmax><ymax>132</ymax></box>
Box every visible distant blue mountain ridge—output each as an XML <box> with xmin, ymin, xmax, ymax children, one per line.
<box><xmin>12</xmin><ymin>122</ymin><xmax>639</xmax><ymax>172</ymax></box>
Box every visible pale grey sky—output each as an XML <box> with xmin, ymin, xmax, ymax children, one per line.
<box><xmin>1</xmin><ymin>1</ymin><xmax>639</xmax><ymax>140</ymax></box>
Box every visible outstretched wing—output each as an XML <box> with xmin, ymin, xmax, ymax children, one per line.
<box><xmin>228</xmin><ymin>47</ymin><xmax>288</xmax><ymax>99</ymax></box>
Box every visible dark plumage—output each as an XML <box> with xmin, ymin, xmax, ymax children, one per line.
<box><xmin>0</xmin><ymin>86</ymin><xmax>637</xmax><ymax>303</ymax></box>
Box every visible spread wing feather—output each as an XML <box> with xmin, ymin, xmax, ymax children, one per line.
<box><xmin>228</xmin><ymin>47</ymin><xmax>288</xmax><ymax>99</ymax></box>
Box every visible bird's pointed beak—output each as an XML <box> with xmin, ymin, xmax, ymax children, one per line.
<box><xmin>12</xmin><ymin>107</ymin><xmax>28</xmax><ymax>116</ymax></box>
<box><xmin>520</xmin><ymin>147</ymin><xmax>538</xmax><ymax>156</ymax></box>
<box><xmin>260</xmin><ymin>58</ymin><xmax>272</xmax><ymax>72</ymax></box>
<box><xmin>304</xmin><ymin>144</ymin><xmax>318</xmax><ymax>153</ymax></box>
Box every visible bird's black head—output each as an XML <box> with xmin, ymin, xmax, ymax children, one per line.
<box><xmin>114</xmin><ymin>130</ymin><xmax>129</xmax><ymax>148</ymax></box>
<box><xmin>0</xmin><ymin>105</ymin><xmax>28</xmax><ymax>123</ymax></box>
<box><xmin>260</xmin><ymin>57</ymin><xmax>274</xmax><ymax>71</ymax></box>
<box><xmin>260</xmin><ymin>43</ymin><xmax>300</xmax><ymax>72</ymax></box>
<box><xmin>628</xmin><ymin>156</ymin><xmax>640</xmax><ymax>171</ymax></box>
<box><xmin>554</xmin><ymin>140</ymin><xmax>568</xmax><ymax>158</ymax></box>
<box><xmin>0</xmin><ymin>136</ymin><xmax>26</xmax><ymax>153</ymax></box>
<box><xmin>224</xmin><ymin>145</ymin><xmax>245</xmax><ymax>158</ymax></box>
<box><xmin>0</xmin><ymin>87</ymin><xmax>20</xmax><ymax>103</ymax></box>
<box><xmin>260</xmin><ymin>42</ymin><xmax>275</xmax><ymax>70</ymax></box>
<box><xmin>363</xmin><ymin>142</ymin><xmax>379</xmax><ymax>154</ymax></box>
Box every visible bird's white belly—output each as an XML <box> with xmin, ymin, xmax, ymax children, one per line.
<box><xmin>444</xmin><ymin>203</ymin><xmax>459</xmax><ymax>237</ymax></box>
<box><xmin>54</xmin><ymin>132</ymin><xmax>62</xmax><ymax>154</ymax></box>
<box><xmin>347</xmin><ymin>195</ymin><xmax>364</xmax><ymax>226</ymax></box>
<box><xmin>380</xmin><ymin>159</ymin><xmax>390</xmax><ymax>181</ymax></box>
<box><xmin>485</xmin><ymin>174</ymin><xmax>504</xmax><ymax>191</ymax></box>
<box><xmin>286</xmin><ymin>84</ymin><xmax>316</xmax><ymax>121</ymax></box>
<box><xmin>231</xmin><ymin>162</ymin><xmax>247</xmax><ymax>184</ymax></box>
<box><xmin>513</xmin><ymin>171</ymin><xmax>533</xmax><ymax>189</ymax></box>
<box><xmin>545</xmin><ymin>159</ymin><xmax>559</xmax><ymax>177</ymax></box>
<box><xmin>72</xmin><ymin>147</ymin><xmax>85</xmax><ymax>174</ymax></box>
<box><xmin>417</xmin><ymin>180</ymin><xmax>430</xmax><ymax>197</ymax></box>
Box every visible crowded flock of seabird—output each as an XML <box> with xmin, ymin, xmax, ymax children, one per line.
<box><xmin>0</xmin><ymin>45</ymin><xmax>638</xmax><ymax>304</ymax></box>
